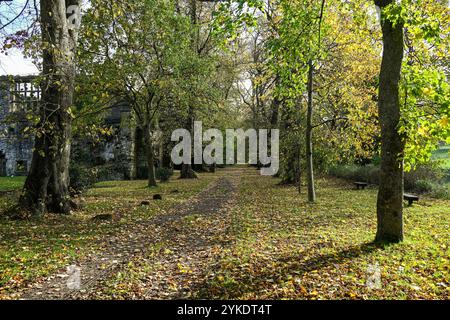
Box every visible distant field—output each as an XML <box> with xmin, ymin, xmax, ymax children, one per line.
<box><xmin>0</xmin><ymin>176</ymin><xmax>26</xmax><ymax>192</ymax></box>
<box><xmin>432</xmin><ymin>145</ymin><xmax>450</xmax><ymax>169</ymax></box>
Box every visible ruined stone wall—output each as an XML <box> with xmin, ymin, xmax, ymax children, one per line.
<box><xmin>103</xmin><ymin>104</ymin><xmax>135</xmax><ymax>180</ymax></box>
<box><xmin>0</xmin><ymin>76</ymin><xmax>159</xmax><ymax>180</ymax></box>
<box><xmin>0</xmin><ymin>77</ymin><xmax>34</xmax><ymax>176</ymax></box>
<box><xmin>71</xmin><ymin>101</ymin><xmax>136</xmax><ymax>181</ymax></box>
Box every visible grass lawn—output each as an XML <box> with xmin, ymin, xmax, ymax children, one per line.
<box><xmin>0</xmin><ymin>176</ymin><xmax>26</xmax><ymax>192</ymax></box>
<box><xmin>432</xmin><ymin>145</ymin><xmax>450</xmax><ymax>169</ymax></box>
<box><xmin>0</xmin><ymin>169</ymin><xmax>448</xmax><ymax>300</ymax></box>
<box><xmin>0</xmin><ymin>171</ymin><xmax>217</xmax><ymax>298</ymax></box>
<box><xmin>199</xmin><ymin>174</ymin><xmax>449</xmax><ymax>300</ymax></box>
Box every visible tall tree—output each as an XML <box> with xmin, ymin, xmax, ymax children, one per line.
<box><xmin>20</xmin><ymin>0</ymin><xmax>81</xmax><ymax>215</ymax></box>
<box><xmin>374</xmin><ymin>0</ymin><xmax>405</xmax><ymax>243</ymax></box>
<box><xmin>305</xmin><ymin>58</ymin><xmax>315</xmax><ymax>202</ymax></box>
<box><xmin>267</xmin><ymin>0</ymin><xmax>327</xmax><ymax>201</ymax></box>
<box><xmin>179</xmin><ymin>0</ymin><xmax>199</xmax><ymax>179</ymax></box>
<box><xmin>78</xmin><ymin>0</ymin><xmax>192</xmax><ymax>187</ymax></box>
<box><xmin>180</xmin><ymin>0</ymin><xmax>227</xmax><ymax>178</ymax></box>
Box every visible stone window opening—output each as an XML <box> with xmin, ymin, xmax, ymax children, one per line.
<box><xmin>9</xmin><ymin>78</ymin><xmax>41</xmax><ymax>113</ymax></box>
<box><xmin>15</xmin><ymin>160</ymin><xmax>27</xmax><ymax>174</ymax></box>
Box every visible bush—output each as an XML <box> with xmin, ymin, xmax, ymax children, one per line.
<box><xmin>429</xmin><ymin>185</ymin><xmax>450</xmax><ymax>199</ymax></box>
<box><xmin>412</xmin><ymin>180</ymin><xmax>449</xmax><ymax>199</ymax></box>
<box><xmin>155</xmin><ymin>167</ymin><xmax>173</xmax><ymax>182</ymax></box>
<box><xmin>404</xmin><ymin>162</ymin><xmax>444</xmax><ymax>190</ymax></box>
<box><xmin>328</xmin><ymin>162</ymin><xmax>449</xmax><ymax>199</ymax></box>
<box><xmin>328</xmin><ymin>164</ymin><xmax>379</xmax><ymax>184</ymax></box>
<box><xmin>414</xmin><ymin>180</ymin><xmax>434</xmax><ymax>193</ymax></box>
<box><xmin>69</xmin><ymin>163</ymin><xmax>98</xmax><ymax>192</ymax></box>
<box><xmin>96</xmin><ymin>163</ymin><xmax>126</xmax><ymax>181</ymax></box>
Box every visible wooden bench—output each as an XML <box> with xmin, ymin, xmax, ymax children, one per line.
<box><xmin>354</xmin><ymin>182</ymin><xmax>368</xmax><ymax>190</ymax></box>
<box><xmin>404</xmin><ymin>193</ymin><xmax>419</xmax><ymax>206</ymax></box>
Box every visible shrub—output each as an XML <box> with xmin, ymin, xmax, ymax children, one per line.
<box><xmin>366</xmin><ymin>166</ymin><xmax>380</xmax><ymax>185</ymax></box>
<box><xmin>96</xmin><ymin>163</ymin><xmax>125</xmax><ymax>181</ymax></box>
<box><xmin>328</xmin><ymin>162</ymin><xmax>449</xmax><ymax>199</ymax></box>
<box><xmin>328</xmin><ymin>164</ymin><xmax>379</xmax><ymax>184</ymax></box>
<box><xmin>404</xmin><ymin>162</ymin><xmax>444</xmax><ymax>191</ymax></box>
<box><xmin>412</xmin><ymin>180</ymin><xmax>449</xmax><ymax>199</ymax></box>
<box><xmin>69</xmin><ymin>163</ymin><xmax>98</xmax><ymax>192</ymax></box>
<box><xmin>430</xmin><ymin>185</ymin><xmax>450</xmax><ymax>199</ymax></box>
<box><xmin>414</xmin><ymin>180</ymin><xmax>434</xmax><ymax>193</ymax></box>
<box><xmin>155</xmin><ymin>167</ymin><xmax>173</xmax><ymax>182</ymax></box>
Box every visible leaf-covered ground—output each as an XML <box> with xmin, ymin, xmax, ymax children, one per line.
<box><xmin>199</xmin><ymin>170</ymin><xmax>449</xmax><ymax>300</ymax></box>
<box><xmin>0</xmin><ymin>172</ymin><xmax>216</xmax><ymax>299</ymax></box>
<box><xmin>85</xmin><ymin>168</ymin><xmax>449</xmax><ymax>300</ymax></box>
<box><xmin>0</xmin><ymin>167</ymin><xmax>448</xmax><ymax>300</ymax></box>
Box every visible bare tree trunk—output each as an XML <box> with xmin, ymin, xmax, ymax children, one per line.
<box><xmin>179</xmin><ymin>109</ymin><xmax>197</xmax><ymax>179</ymax></box>
<box><xmin>155</xmin><ymin>116</ymin><xmax>163</xmax><ymax>168</ymax></box>
<box><xmin>374</xmin><ymin>0</ymin><xmax>405</xmax><ymax>243</ymax></box>
<box><xmin>270</xmin><ymin>88</ymin><xmax>280</xmax><ymax>128</ymax></box>
<box><xmin>180</xmin><ymin>106</ymin><xmax>197</xmax><ymax>179</ymax></box>
<box><xmin>180</xmin><ymin>0</ymin><xmax>199</xmax><ymax>180</ymax></box>
<box><xmin>143</xmin><ymin>124</ymin><xmax>157</xmax><ymax>187</ymax></box>
<box><xmin>305</xmin><ymin>59</ymin><xmax>315</xmax><ymax>202</ymax></box>
<box><xmin>181</xmin><ymin>163</ymin><xmax>197</xmax><ymax>179</ymax></box>
<box><xmin>158</xmin><ymin>135</ymin><xmax>163</xmax><ymax>168</ymax></box>
<box><xmin>20</xmin><ymin>0</ymin><xmax>80</xmax><ymax>216</ymax></box>
<box><xmin>297</xmin><ymin>141</ymin><xmax>302</xmax><ymax>194</ymax></box>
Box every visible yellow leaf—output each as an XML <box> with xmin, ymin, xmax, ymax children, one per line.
<box><xmin>439</xmin><ymin>116</ymin><xmax>448</xmax><ymax>127</ymax></box>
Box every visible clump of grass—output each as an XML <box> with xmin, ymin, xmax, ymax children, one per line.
<box><xmin>0</xmin><ymin>176</ymin><xmax>26</xmax><ymax>192</ymax></box>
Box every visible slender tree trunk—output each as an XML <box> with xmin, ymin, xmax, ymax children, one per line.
<box><xmin>270</xmin><ymin>83</ymin><xmax>280</xmax><ymax>128</ymax></box>
<box><xmin>158</xmin><ymin>135</ymin><xmax>163</xmax><ymax>168</ymax></box>
<box><xmin>180</xmin><ymin>107</ymin><xmax>197</xmax><ymax>179</ymax></box>
<box><xmin>305</xmin><ymin>59</ymin><xmax>316</xmax><ymax>202</ymax></box>
<box><xmin>374</xmin><ymin>0</ymin><xmax>405</xmax><ymax>243</ymax></box>
<box><xmin>143</xmin><ymin>124</ymin><xmax>157</xmax><ymax>187</ymax></box>
<box><xmin>179</xmin><ymin>113</ymin><xmax>197</xmax><ymax>179</ymax></box>
<box><xmin>20</xmin><ymin>0</ymin><xmax>80</xmax><ymax>216</ymax></box>
<box><xmin>181</xmin><ymin>163</ymin><xmax>197</xmax><ymax>178</ymax></box>
<box><xmin>180</xmin><ymin>105</ymin><xmax>197</xmax><ymax>179</ymax></box>
<box><xmin>155</xmin><ymin>116</ymin><xmax>163</xmax><ymax>168</ymax></box>
<box><xmin>297</xmin><ymin>141</ymin><xmax>302</xmax><ymax>194</ymax></box>
<box><xmin>180</xmin><ymin>0</ymin><xmax>199</xmax><ymax>180</ymax></box>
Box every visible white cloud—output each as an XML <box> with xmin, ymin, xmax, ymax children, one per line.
<box><xmin>0</xmin><ymin>48</ymin><xmax>39</xmax><ymax>76</ymax></box>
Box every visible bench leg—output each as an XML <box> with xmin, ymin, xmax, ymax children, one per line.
<box><xmin>408</xmin><ymin>200</ymin><xmax>413</xmax><ymax>206</ymax></box>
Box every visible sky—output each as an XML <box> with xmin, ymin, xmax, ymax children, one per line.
<box><xmin>0</xmin><ymin>0</ymin><xmax>39</xmax><ymax>76</ymax></box>
<box><xmin>0</xmin><ymin>48</ymin><xmax>38</xmax><ymax>76</ymax></box>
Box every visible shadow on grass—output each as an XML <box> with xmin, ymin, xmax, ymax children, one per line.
<box><xmin>196</xmin><ymin>241</ymin><xmax>386</xmax><ymax>299</ymax></box>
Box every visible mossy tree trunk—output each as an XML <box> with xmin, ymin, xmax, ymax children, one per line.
<box><xmin>374</xmin><ymin>0</ymin><xmax>405</xmax><ymax>243</ymax></box>
<box><xmin>305</xmin><ymin>59</ymin><xmax>316</xmax><ymax>202</ymax></box>
<box><xmin>20</xmin><ymin>0</ymin><xmax>81</xmax><ymax>216</ymax></box>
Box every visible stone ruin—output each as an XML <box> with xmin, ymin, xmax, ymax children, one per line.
<box><xmin>0</xmin><ymin>76</ymin><xmax>35</xmax><ymax>176</ymax></box>
<box><xmin>0</xmin><ymin>75</ymin><xmax>163</xmax><ymax>180</ymax></box>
